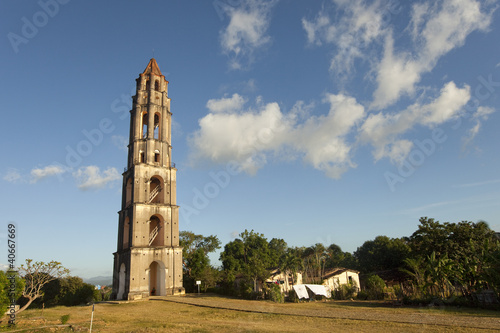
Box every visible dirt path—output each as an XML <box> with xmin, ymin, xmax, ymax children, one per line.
<box><xmin>154</xmin><ymin>295</ymin><xmax>500</xmax><ymax>331</ymax></box>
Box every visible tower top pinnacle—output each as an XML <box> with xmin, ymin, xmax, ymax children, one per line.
<box><xmin>142</xmin><ymin>58</ymin><xmax>163</xmax><ymax>76</ymax></box>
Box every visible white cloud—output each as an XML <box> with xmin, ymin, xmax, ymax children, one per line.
<box><xmin>206</xmin><ymin>93</ymin><xmax>246</xmax><ymax>113</ymax></box>
<box><xmin>420</xmin><ymin>82</ymin><xmax>472</xmax><ymax>125</ymax></box>
<box><xmin>302</xmin><ymin>0</ymin><xmax>399</xmax><ymax>79</ymax></box>
<box><xmin>462</xmin><ymin>106</ymin><xmax>496</xmax><ymax>149</ymax></box>
<box><xmin>192</xmin><ymin>0</ymin><xmax>496</xmax><ymax>179</ymax></box>
<box><xmin>220</xmin><ymin>0</ymin><xmax>277</xmax><ymax>69</ymax></box>
<box><xmin>190</xmin><ymin>100</ymin><xmax>290</xmax><ymax>175</ymax></box>
<box><xmin>372</xmin><ymin>0</ymin><xmax>495</xmax><ymax>109</ymax></box>
<box><xmin>302</xmin><ymin>0</ymin><xmax>495</xmax><ymax>108</ymax></box>
<box><xmin>3</xmin><ymin>168</ymin><xmax>22</xmax><ymax>183</ymax></box>
<box><xmin>360</xmin><ymin>81</ymin><xmax>470</xmax><ymax>163</ymax></box>
<box><xmin>192</xmin><ymin>82</ymin><xmax>472</xmax><ymax>177</ymax></box>
<box><xmin>302</xmin><ymin>13</ymin><xmax>335</xmax><ymax>46</ymax></box>
<box><xmin>190</xmin><ymin>94</ymin><xmax>364</xmax><ymax>178</ymax></box>
<box><xmin>292</xmin><ymin>94</ymin><xmax>365</xmax><ymax>178</ymax></box>
<box><xmin>73</xmin><ymin>166</ymin><xmax>120</xmax><ymax>191</ymax></box>
<box><xmin>474</xmin><ymin>106</ymin><xmax>496</xmax><ymax>119</ymax></box>
<box><xmin>30</xmin><ymin>165</ymin><xmax>66</xmax><ymax>183</ymax></box>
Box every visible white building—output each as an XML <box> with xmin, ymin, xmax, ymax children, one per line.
<box><xmin>322</xmin><ymin>268</ymin><xmax>360</xmax><ymax>292</ymax></box>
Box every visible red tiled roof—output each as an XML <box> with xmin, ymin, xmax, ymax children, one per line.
<box><xmin>142</xmin><ymin>58</ymin><xmax>163</xmax><ymax>76</ymax></box>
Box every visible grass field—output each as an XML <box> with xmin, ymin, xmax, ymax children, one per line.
<box><xmin>2</xmin><ymin>295</ymin><xmax>499</xmax><ymax>332</ymax></box>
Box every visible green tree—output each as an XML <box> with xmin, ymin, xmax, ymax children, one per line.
<box><xmin>303</xmin><ymin>243</ymin><xmax>326</xmax><ymax>283</ymax></box>
<box><xmin>364</xmin><ymin>274</ymin><xmax>386</xmax><ymax>300</ymax></box>
<box><xmin>180</xmin><ymin>231</ymin><xmax>221</xmax><ymax>292</ymax></box>
<box><xmin>423</xmin><ymin>252</ymin><xmax>455</xmax><ymax>298</ymax></box>
<box><xmin>401</xmin><ymin>257</ymin><xmax>426</xmax><ymax>297</ymax></box>
<box><xmin>354</xmin><ymin>236</ymin><xmax>410</xmax><ymax>273</ymax></box>
<box><xmin>220</xmin><ymin>238</ymin><xmax>245</xmax><ymax>286</ymax></box>
<box><xmin>325</xmin><ymin>243</ymin><xmax>343</xmax><ymax>268</ymax></box>
<box><xmin>240</xmin><ymin>230</ymin><xmax>272</xmax><ymax>292</ymax></box>
<box><xmin>59</xmin><ymin>277</ymin><xmax>94</xmax><ymax>306</ymax></box>
<box><xmin>0</xmin><ymin>270</ymin><xmax>24</xmax><ymax>320</ymax></box>
<box><xmin>268</xmin><ymin>238</ymin><xmax>287</xmax><ymax>268</ymax></box>
<box><xmin>408</xmin><ymin>217</ymin><xmax>499</xmax><ymax>298</ymax></box>
<box><xmin>220</xmin><ymin>230</ymin><xmax>272</xmax><ymax>293</ymax></box>
<box><xmin>324</xmin><ymin>243</ymin><xmax>357</xmax><ymax>270</ymax></box>
<box><xmin>281</xmin><ymin>248</ymin><xmax>303</xmax><ymax>286</ymax></box>
<box><xmin>17</xmin><ymin>259</ymin><xmax>69</xmax><ymax>314</ymax></box>
<box><xmin>30</xmin><ymin>276</ymin><xmax>95</xmax><ymax>307</ymax></box>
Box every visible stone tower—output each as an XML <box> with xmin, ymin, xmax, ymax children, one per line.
<box><xmin>112</xmin><ymin>59</ymin><xmax>184</xmax><ymax>300</ymax></box>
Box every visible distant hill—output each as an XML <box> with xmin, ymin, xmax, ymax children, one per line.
<box><xmin>84</xmin><ymin>276</ymin><xmax>112</xmax><ymax>287</ymax></box>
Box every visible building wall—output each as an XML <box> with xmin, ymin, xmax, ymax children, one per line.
<box><xmin>323</xmin><ymin>271</ymin><xmax>360</xmax><ymax>291</ymax></box>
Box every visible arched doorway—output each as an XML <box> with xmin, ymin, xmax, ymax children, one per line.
<box><xmin>149</xmin><ymin>261</ymin><xmax>165</xmax><ymax>296</ymax></box>
<box><xmin>117</xmin><ymin>263</ymin><xmax>126</xmax><ymax>300</ymax></box>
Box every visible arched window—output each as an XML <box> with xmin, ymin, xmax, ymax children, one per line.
<box><xmin>125</xmin><ymin>178</ymin><xmax>132</xmax><ymax>205</ymax></box>
<box><xmin>145</xmin><ymin>79</ymin><xmax>150</xmax><ymax>91</ymax></box>
<box><xmin>148</xmin><ymin>215</ymin><xmax>164</xmax><ymax>246</ymax></box>
<box><xmin>139</xmin><ymin>150</ymin><xmax>145</xmax><ymax>163</ymax></box>
<box><xmin>154</xmin><ymin>149</ymin><xmax>160</xmax><ymax>163</ymax></box>
<box><xmin>123</xmin><ymin>217</ymin><xmax>130</xmax><ymax>248</ymax></box>
<box><xmin>141</xmin><ymin>111</ymin><xmax>148</xmax><ymax>138</ymax></box>
<box><xmin>154</xmin><ymin>113</ymin><xmax>160</xmax><ymax>140</ymax></box>
<box><xmin>154</xmin><ymin>80</ymin><xmax>160</xmax><ymax>91</ymax></box>
<box><xmin>148</xmin><ymin>176</ymin><xmax>162</xmax><ymax>204</ymax></box>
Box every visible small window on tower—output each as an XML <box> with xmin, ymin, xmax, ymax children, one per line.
<box><xmin>145</xmin><ymin>79</ymin><xmax>150</xmax><ymax>91</ymax></box>
<box><xmin>154</xmin><ymin>150</ymin><xmax>160</xmax><ymax>163</ymax></box>
<box><xmin>142</xmin><ymin>111</ymin><xmax>148</xmax><ymax>139</ymax></box>
<box><xmin>125</xmin><ymin>178</ymin><xmax>133</xmax><ymax>205</ymax></box>
<box><xmin>154</xmin><ymin>113</ymin><xmax>160</xmax><ymax>140</ymax></box>
<box><xmin>155</xmin><ymin>80</ymin><xmax>160</xmax><ymax>91</ymax></box>
<box><xmin>140</xmin><ymin>151</ymin><xmax>145</xmax><ymax>163</ymax></box>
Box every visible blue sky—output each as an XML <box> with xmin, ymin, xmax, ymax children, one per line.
<box><xmin>1</xmin><ymin>0</ymin><xmax>499</xmax><ymax>279</ymax></box>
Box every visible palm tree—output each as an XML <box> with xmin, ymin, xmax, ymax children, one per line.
<box><xmin>281</xmin><ymin>250</ymin><xmax>303</xmax><ymax>286</ymax></box>
<box><xmin>308</xmin><ymin>243</ymin><xmax>327</xmax><ymax>282</ymax></box>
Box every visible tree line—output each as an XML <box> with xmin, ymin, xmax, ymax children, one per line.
<box><xmin>1</xmin><ymin>216</ymin><xmax>498</xmax><ymax>317</ymax></box>
<box><xmin>0</xmin><ymin>259</ymin><xmax>109</xmax><ymax>319</ymax></box>
<box><xmin>181</xmin><ymin>217</ymin><xmax>500</xmax><ymax>305</ymax></box>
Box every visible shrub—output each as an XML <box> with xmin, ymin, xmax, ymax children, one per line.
<box><xmin>356</xmin><ymin>290</ymin><xmax>369</xmax><ymax>300</ymax></box>
<box><xmin>268</xmin><ymin>284</ymin><xmax>284</xmax><ymax>303</ymax></box>
<box><xmin>93</xmin><ymin>289</ymin><xmax>102</xmax><ymax>302</ymax></box>
<box><xmin>239</xmin><ymin>280</ymin><xmax>260</xmax><ymax>300</ymax></box>
<box><xmin>287</xmin><ymin>289</ymin><xmax>299</xmax><ymax>302</ymax></box>
<box><xmin>60</xmin><ymin>314</ymin><xmax>70</xmax><ymax>324</ymax></box>
<box><xmin>365</xmin><ymin>274</ymin><xmax>386</xmax><ymax>300</ymax></box>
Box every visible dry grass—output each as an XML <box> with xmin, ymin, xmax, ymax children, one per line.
<box><xmin>1</xmin><ymin>295</ymin><xmax>499</xmax><ymax>332</ymax></box>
